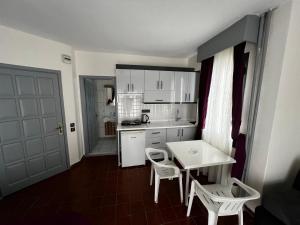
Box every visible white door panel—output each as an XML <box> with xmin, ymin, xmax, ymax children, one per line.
<box><xmin>116</xmin><ymin>69</ymin><xmax>131</xmax><ymax>93</ymax></box>
<box><xmin>159</xmin><ymin>71</ymin><xmax>175</xmax><ymax>91</ymax></box>
<box><xmin>145</xmin><ymin>70</ymin><xmax>160</xmax><ymax>91</ymax></box>
<box><xmin>130</xmin><ymin>70</ymin><xmax>144</xmax><ymax>93</ymax></box>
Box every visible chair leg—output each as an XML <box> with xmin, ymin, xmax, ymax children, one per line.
<box><xmin>238</xmin><ymin>209</ymin><xmax>244</xmax><ymax>225</ymax></box>
<box><xmin>150</xmin><ymin>164</ymin><xmax>153</xmax><ymax>186</ymax></box>
<box><xmin>186</xmin><ymin>181</ymin><xmax>195</xmax><ymax>217</ymax></box>
<box><xmin>208</xmin><ymin>211</ymin><xmax>218</xmax><ymax>225</ymax></box>
<box><xmin>154</xmin><ymin>174</ymin><xmax>160</xmax><ymax>203</ymax></box>
<box><xmin>179</xmin><ymin>174</ymin><xmax>183</xmax><ymax>203</ymax></box>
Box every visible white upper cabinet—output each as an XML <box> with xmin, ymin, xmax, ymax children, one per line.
<box><xmin>145</xmin><ymin>70</ymin><xmax>160</xmax><ymax>91</ymax></box>
<box><xmin>117</xmin><ymin>68</ymin><xmax>195</xmax><ymax>103</ymax></box>
<box><xmin>187</xmin><ymin>72</ymin><xmax>196</xmax><ymax>102</ymax></box>
<box><xmin>116</xmin><ymin>69</ymin><xmax>131</xmax><ymax>93</ymax></box>
<box><xmin>130</xmin><ymin>70</ymin><xmax>145</xmax><ymax>93</ymax></box>
<box><xmin>116</xmin><ymin>69</ymin><xmax>144</xmax><ymax>93</ymax></box>
<box><xmin>174</xmin><ymin>72</ymin><xmax>196</xmax><ymax>102</ymax></box>
<box><xmin>159</xmin><ymin>71</ymin><xmax>175</xmax><ymax>91</ymax></box>
<box><xmin>144</xmin><ymin>70</ymin><xmax>175</xmax><ymax>102</ymax></box>
<box><xmin>175</xmin><ymin>72</ymin><xmax>184</xmax><ymax>102</ymax></box>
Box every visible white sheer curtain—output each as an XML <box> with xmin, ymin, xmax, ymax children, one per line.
<box><xmin>202</xmin><ymin>47</ymin><xmax>234</xmax><ymax>182</ymax></box>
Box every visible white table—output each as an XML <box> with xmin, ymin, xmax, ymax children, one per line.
<box><xmin>166</xmin><ymin>140</ymin><xmax>236</xmax><ymax>205</ymax></box>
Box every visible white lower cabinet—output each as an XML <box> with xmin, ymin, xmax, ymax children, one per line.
<box><xmin>120</xmin><ymin>127</ymin><xmax>197</xmax><ymax>166</ymax></box>
<box><xmin>181</xmin><ymin>127</ymin><xmax>197</xmax><ymax>141</ymax></box>
<box><xmin>145</xmin><ymin>129</ymin><xmax>167</xmax><ymax>159</ymax></box>
<box><xmin>167</xmin><ymin>127</ymin><xmax>197</xmax><ymax>142</ymax></box>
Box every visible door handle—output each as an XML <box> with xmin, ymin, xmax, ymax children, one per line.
<box><xmin>181</xmin><ymin>129</ymin><xmax>184</xmax><ymax>137</ymax></box>
<box><xmin>188</xmin><ymin>93</ymin><xmax>190</xmax><ymax>101</ymax></box>
<box><xmin>185</xmin><ymin>93</ymin><xmax>187</xmax><ymax>102</ymax></box>
<box><xmin>128</xmin><ymin>83</ymin><xmax>130</xmax><ymax>92</ymax></box>
<box><xmin>155</xmin><ymin>99</ymin><xmax>163</xmax><ymax>102</ymax></box>
<box><xmin>161</xmin><ymin>80</ymin><xmax>163</xmax><ymax>89</ymax></box>
<box><xmin>152</xmin><ymin>132</ymin><xmax>160</xmax><ymax>134</ymax></box>
<box><xmin>56</xmin><ymin>123</ymin><xmax>63</xmax><ymax>135</ymax></box>
<box><xmin>152</xmin><ymin>142</ymin><xmax>161</xmax><ymax>145</ymax></box>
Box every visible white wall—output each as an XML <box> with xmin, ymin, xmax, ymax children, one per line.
<box><xmin>0</xmin><ymin>25</ymin><xmax>80</xmax><ymax>165</ymax></box>
<box><xmin>263</xmin><ymin>0</ymin><xmax>300</xmax><ymax>189</ymax></box>
<box><xmin>246</xmin><ymin>0</ymin><xmax>300</xmax><ymax>210</ymax></box>
<box><xmin>187</xmin><ymin>53</ymin><xmax>201</xmax><ymax>71</ymax></box>
<box><xmin>75</xmin><ymin>51</ymin><xmax>188</xmax><ymax>76</ymax></box>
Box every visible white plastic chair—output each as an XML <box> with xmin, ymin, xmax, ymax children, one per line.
<box><xmin>145</xmin><ymin>148</ymin><xmax>183</xmax><ymax>203</ymax></box>
<box><xmin>186</xmin><ymin>178</ymin><xmax>260</xmax><ymax>225</ymax></box>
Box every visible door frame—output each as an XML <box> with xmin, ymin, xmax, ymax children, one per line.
<box><xmin>0</xmin><ymin>63</ymin><xmax>71</xmax><ymax>171</ymax></box>
<box><xmin>79</xmin><ymin>75</ymin><xmax>116</xmax><ymax>156</ymax></box>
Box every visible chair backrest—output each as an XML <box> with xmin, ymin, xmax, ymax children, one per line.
<box><xmin>145</xmin><ymin>148</ymin><xmax>168</xmax><ymax>166</ymax></box>
<box><xmin>194</xmin><ymin>178</ymin><xmax>260</xmax><ymax>216</ymax></box>
<box><xmin>145</xmin><ymin>148</ymin><xmax>180</xmax><ymax>176</ymax></box>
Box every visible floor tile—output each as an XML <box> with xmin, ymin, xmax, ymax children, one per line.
<box><xmin>0</xmin><ymin>156</ymin><xmax>255</xmax><ymax>225</ymax></box>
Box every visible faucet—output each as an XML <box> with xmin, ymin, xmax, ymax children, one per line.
<box><xmin>175</xmin><ymin>109</ymin><xmax>181</xmax><ymax>121</ymax></box>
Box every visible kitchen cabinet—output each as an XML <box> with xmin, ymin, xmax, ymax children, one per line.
<box><xmin>144</xmin><ymin>70</ymin><xmax>160</xmax><ymax>91</ymax></box>
<box><xmin>166</xmin><ymin>127</ymin><xmax>196</xmax><ymax>142</ymax></box>
<box><xmin>146</xmin><ymin>129</ymin><xmax>166</xmax><ymax>149</ymax></box>
<box><xmin>159</xmin><ymin>71</ymin><xmax>175</xmax><ymax>91</ymax></box>
<box><xmin>145</xmin><ymin>70</ymin><xmax>175</xmax><ymax>91</ymax></box>
<box><xmin>145</xmin><ymin>129</ymin><xmax>168</xmax><ymax>159</ymax></box>
<box><xmin>174</xmin><ymin>72</ymin><xmax>196</xmax><ymax>102</ymax></box>
<box><xmin>143</xmin><ymin>91</ymin><xmax>175</xmax><ymax>103</ymax></box>
<box><xmin>181</xmin><ymin>127</ymin><xmax>197</xmax><ymax>141</ymax></box>
<box><xmin>116</xmin><ymin>69</ymin><xmax>144</xmax><ymax>93</ymax></box>
<box><xmin>144</xmin><ymin>70</ymin><xmax>175</xmax><ymax>103</ymax></box>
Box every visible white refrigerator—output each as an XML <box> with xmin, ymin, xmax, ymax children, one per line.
<box><xmin>121</xmin><ymin>131</ymin><xmax>145</xmax><ymax>167</ymax></box>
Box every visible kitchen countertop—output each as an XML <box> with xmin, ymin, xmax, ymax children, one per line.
<box><xmin>117</xmin><ymin>120</ymin><xmax>197</xmax><ymax>131</ymax></box>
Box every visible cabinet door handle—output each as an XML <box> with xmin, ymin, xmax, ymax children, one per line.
<box><xmin>155</xmin><ymin>99</ymin><xmax>163</xmax><ymax>102</ymax></box>
<box><xmin>188</xmin><ymin>93</ymin><xmax>190</xmax><ymax>101</ymax></box>
<box><xmin>128</xmin><ymin>83</ymin><xmax>130</xmax><ymax>92</ymax></box>
<box><xmin>157</xmin><ymin>81</ymin><xmax>159</xmax><ymax>89</ymax></box>
<box><xmin>181</xmin><ymin>129</ymin><xmax>184</xmax><ymax>136</ymax></box>
<box><xmin>152</xmin><ymin>142</ymin><xmax>161</xmax><ymax>145</ymax></box>
<box><xmin>185</xmin><ymin>93</ymin><xmax>187</xmax><ymax>101</ymax></box>
<box><xmin>152</xmin><ymin>132</ymin><xmax>160</xmax><ymax>134</ymax></box>
<box><xmin>132</xmin><ymin>84</ymin><xmax>134</xmax><ymax>92</ymax></box>
<box><xmin>161</xmin><ymin>80</ymin><xmax>163</xmax><ymax>89</ymax></box>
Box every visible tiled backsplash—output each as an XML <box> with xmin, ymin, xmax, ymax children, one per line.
<box><xmin>117</xmin><ymin>94</ymin><xmax>143</xmax><ymax>121</ymax></box>
<box><xmin>117</xmin><ymin>94</ymin><xmax>197</xmax><ymax>122</ymax></box>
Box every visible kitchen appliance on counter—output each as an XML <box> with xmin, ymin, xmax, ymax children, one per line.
<box><xmin>121</xmin><ymin>119</ymin><xmax>142</xmax><ymax>126</ymax></box>
<box><xmin>141</xmin><ymin>109</ymin><xmax>150</xmax><ymax>123</ymax></box>
<box><xmin>121</xmin><ymin>131</ymin><xmax>145</xmax><ymax>167</ymax></box>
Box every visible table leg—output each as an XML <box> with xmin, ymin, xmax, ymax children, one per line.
<box><xmin>185</xmin><ymin>169</ymin><xmax>190</xmax><ymax>206</ymax></box>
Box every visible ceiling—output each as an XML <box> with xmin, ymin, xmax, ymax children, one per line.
<box><xmin>0</xmin><ymin>0</ymin><xmax>286</xmax><ymax>58</ymax></box>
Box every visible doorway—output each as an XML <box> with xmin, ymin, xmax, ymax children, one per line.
<box><xmin>80</xmin><ymin>76</ymin><xmax>117</xmax><ymax>156</ymax></box>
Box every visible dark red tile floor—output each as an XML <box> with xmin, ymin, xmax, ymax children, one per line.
<box><xmin>0</xmin><ymin>156</ymin><xmax>254</xmax><ymax>225</ymax></box>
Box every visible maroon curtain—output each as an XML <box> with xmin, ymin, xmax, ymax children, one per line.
<box><xmin>231</xmin><ymin>42</ymin><xmax>247</xmax><ymax>179</ymax></box>
<box><xmin>196</xmin><ymin>56</ymin><xmax>214</xmax><ymax>139</ymax></box>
